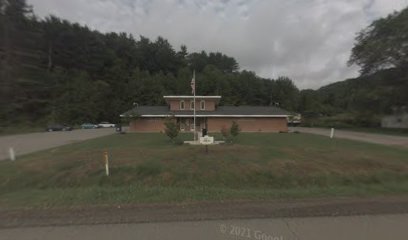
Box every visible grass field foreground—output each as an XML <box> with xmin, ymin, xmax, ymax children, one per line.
<box><xmin>1</xmin><ymin>132</ymin><xmax>408</xmax><ymax>208</ymax></box>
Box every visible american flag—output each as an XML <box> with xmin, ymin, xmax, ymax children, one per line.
<box><xmin>190</xmin><ymin>71</ymin><xmax>195</xmax><ymax>95</ymax></box>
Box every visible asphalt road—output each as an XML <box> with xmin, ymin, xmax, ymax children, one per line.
<box><xmin>291</xmin><ymin>127</ymin><xmax>408</xmax><ymax>148</ymax></box>
<box><xmin>0</xmin><ymin>128</ymin><xmax>115</xmax><ymax>161</ymax></box>
<box><xmin>1</xmin><ymin>213</ymin><xmax>407</xmax><ymax>240</ymax></box>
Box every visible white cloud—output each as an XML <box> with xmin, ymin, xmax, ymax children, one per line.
<box><xmin>27</xmin><ymin>0</ymin><xmax>407</xmax><ymax>89</ymax></box>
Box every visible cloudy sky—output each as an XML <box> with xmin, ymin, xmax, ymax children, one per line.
<box><xmin>27</xmin><ymin>0</ymin><xmax>407</xmax><ymax>89</ymax></box>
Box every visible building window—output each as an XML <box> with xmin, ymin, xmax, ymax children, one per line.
<box><xmin>200</xmin><ymin>100</ymin><xmax>205</xmax><ymax>110</ymax></box>
<box><xmin>190</xmin><ymin>100</ymin><xmax>195</xmax><ymax>110</ymax></box>
<box><xmin>180</xmin><ymin>100</ymin><xmax>185</xmax><ymax>110</ymax></box>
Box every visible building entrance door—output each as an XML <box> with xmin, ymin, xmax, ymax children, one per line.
<box><xmin>189</xmin><ymin>118</ymin><xmax>201</xmax><ymax>132</ymax></box>
<box><xmin>178</xmin><ymin>118</ymin><xmax>207</xmax><ymax>132</ymax></box>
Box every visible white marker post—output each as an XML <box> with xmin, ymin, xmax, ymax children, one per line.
<box><xmin>104</xmin><ymin>151</ymin><xmax>110</xmax><ymax>176</ymax></box>
<box><xmin>9</xmin><ymin>147</ymin><xmax>15</xmax><ymax>161</ymax></box>
<box><xmin>330</xmin><ymin>128</ymin><xmax>335</xmax><ymax>139</ymax></box>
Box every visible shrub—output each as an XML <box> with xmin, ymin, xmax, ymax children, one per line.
<box><xmin>225</xmin><ymin>135</ymin><xmax>234</xmax><ymax>144</ymax></box>
<box><xmin>230</xmin><ymin>121</ymin><xmax>240</xmax><ymax>137</ymax></box>
<box><xmin>220</xmin><ymin>125</ymin><xmax>229</xmax><ymax>139</ymax></box>
<box><xmin>164</xmin><ymin>118</ymin><xmax>179</xmax><ymax>141</ymax></box>
<box><xmin>302</xmin><ymin>113</ymin><xmax>381</xmax><ymax>129</ymax></box>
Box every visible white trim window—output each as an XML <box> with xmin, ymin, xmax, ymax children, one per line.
<box><xmin>190</xmin><ymin>100</ymin><xmax>195</xmax><ymax>110</ymax></box>
<box><xmin>200</xmin><ymin>100</ymin><xmax>205</xmax><ymax>110</ymax></box>
<box><xmin>180</xmin><ymin>100</ymin><xmax>185</xmax><ymax>110</ymax></box>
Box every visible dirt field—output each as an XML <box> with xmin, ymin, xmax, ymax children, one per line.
<box><xmin>1</xmin><ymin>196</ymin><xmax>408</xmax><ymax>229</ymax></box>
<box><xmin>0</xmin><ymin>128</ymin><xmax>116</xmax><ymax>161</ymax></box>
<box><xmin>292</xmin><ymin>127</ymin><xmax>408</xmax><ymax>148</ymax></box>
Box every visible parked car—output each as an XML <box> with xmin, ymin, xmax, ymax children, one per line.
<box><xmin>98</xmin><ymin>122</ymin><xmax>115</xmax><ymax>128</ymax></box>
<box><xmin>81</xmin><ymin>123</ymin><xmax>98</xmax><ymax>129</ymax></box>
<box><xmin>46</xmin><ymin>124</ymin><xmax>73</xmax><ymax>132</ymax></box>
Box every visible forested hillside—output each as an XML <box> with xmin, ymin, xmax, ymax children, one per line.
<box><xmin>1</xmin><ymin>0</ymin><xmax>407</xmax><ymax>128</ymax></box>
<box><xmin>300</xmin><ymin>68</ymin><xmax>408</xmax><ymax>127</ymax></box>
<box><xmin>299</xmin><ymin>6</ymin><xmax>408</xmax><ymax>127</ymax></box>
<box><xmin>318</xmin><ymin>68</ymin><xmax>408</xmax><ymax>115</ymax></box>
<box><xmin>0</xmin><ymin>0</ymin><xmax>299</xmax><ymax>126</ymax></box>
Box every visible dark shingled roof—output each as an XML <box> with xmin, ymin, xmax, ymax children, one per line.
<box><xmin>121</xmin><ymin>106</ymin><xmax>291</xmax><ymax>117</ymax></box>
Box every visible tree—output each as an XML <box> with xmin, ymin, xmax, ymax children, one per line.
<box><xmin>0</xmin><ymin>1</ymin><xmax>307</xmax><ymax>127</ymax></box>
<box><xmin>164</xmin><ymin>117</ymin><xmax>179</xmax><ymax>141</ymax></box>
<box><xmin>271</xmin><ymin>77</ymin><xmax>300</xmax><ymax>111</ymax></box>
<box><xmin>0</xmin><ymin>0</ymin><xmax>45</xmax><ymax>124</ymax></box>
<box><xmin>348</xmin><ymin>7</ymin><xmax>408</xmax><ymax>75</ymax></box>
<box><xmin>42</xmin><ymin>15</ymin><xmax>62</xmax><ymax>72</ymax></box>
<box><xmin>230</xmin><ymin>121</ymin><xmax>240</xmax><ymax>137</ymax></box>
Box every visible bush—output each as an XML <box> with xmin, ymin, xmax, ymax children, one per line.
<box><xmin>354</xmin><ymin>112</ymin><xmax>381</xmax><ymax>128</ymax></box>
<box><xmin>220</xmin><ymin>122</ymin><xmax>240</xmax><ymax>144</ymax></box>
<box><xmin>302</xmin><ymin>113</ymin><xmax>381</xmax><ymax>129</ymax></box>
<box><xmin>225</xmin><ymin>135</ymin><xmax>234</xmax><ymax>144</ymax></box>
<box><xmin>164</xmin><ymin>118</ymin><xmax>179</xmax><ymax>141</ymax></box>
<box><xmin>220</xmin><ymin>125</ymin><xmax>229</xmax><ymax>139</ymax></box>
<box><xmin>230</xmin><ymin>121</ymin><xmax>240</xmax><ymax>137</ymax></box>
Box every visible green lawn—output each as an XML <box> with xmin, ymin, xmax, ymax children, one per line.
<box><xmin>1</xmin><ymin>132</ymin><xmax>408</xmax><ymax>208</ymax></box>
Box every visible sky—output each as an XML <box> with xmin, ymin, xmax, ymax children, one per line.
<box><xmin>27</xmin><ymin>0</ymin><xmax>408</xmax><ymax>89</ymax></box>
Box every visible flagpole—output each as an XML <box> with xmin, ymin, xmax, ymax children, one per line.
<box><xmin>193</xmin><ymin>70</ymin><xmax>196</xmax><ymax>142</ymax></box>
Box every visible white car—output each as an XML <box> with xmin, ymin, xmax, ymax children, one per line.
<box><xmin>98</xmin><ymin>122</ymin><xmax>115</xmax><ymax>128</ymax></box>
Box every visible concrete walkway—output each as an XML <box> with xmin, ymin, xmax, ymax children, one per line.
<box><xmin>0</xmin><ymin>128</ymin><xmax>115</xmax><ymax>161</ymax></box>
<box><xmin>292</xmin><ymin>127</ymin><xmax>408</xmax><ymax>148</ymax></box>
<box><xmin>1</xmin><ymin>213</ymin><xmax>407</xmax><ymax>240</ymax></box>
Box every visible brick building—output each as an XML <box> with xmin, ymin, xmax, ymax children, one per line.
<box><xmin>120</xmin><ymin>96</ymin><xmax>290</xmax><ymax>133</ymax></box>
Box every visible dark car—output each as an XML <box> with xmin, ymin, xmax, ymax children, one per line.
<box><xmin>46</xmin><ymin>124</ymin><xmax>73</xmax><ymax>132</ymax></box>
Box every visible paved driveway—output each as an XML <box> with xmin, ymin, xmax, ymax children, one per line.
<box><xmin>0</xmin><ymin>128</ymin><xmax>115</xmax><ymax>161</ymax></box>
<box><xmin>292</xmin><ymin>127</ymin><xmax>408</xmax><ymax>148</ymax></box>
